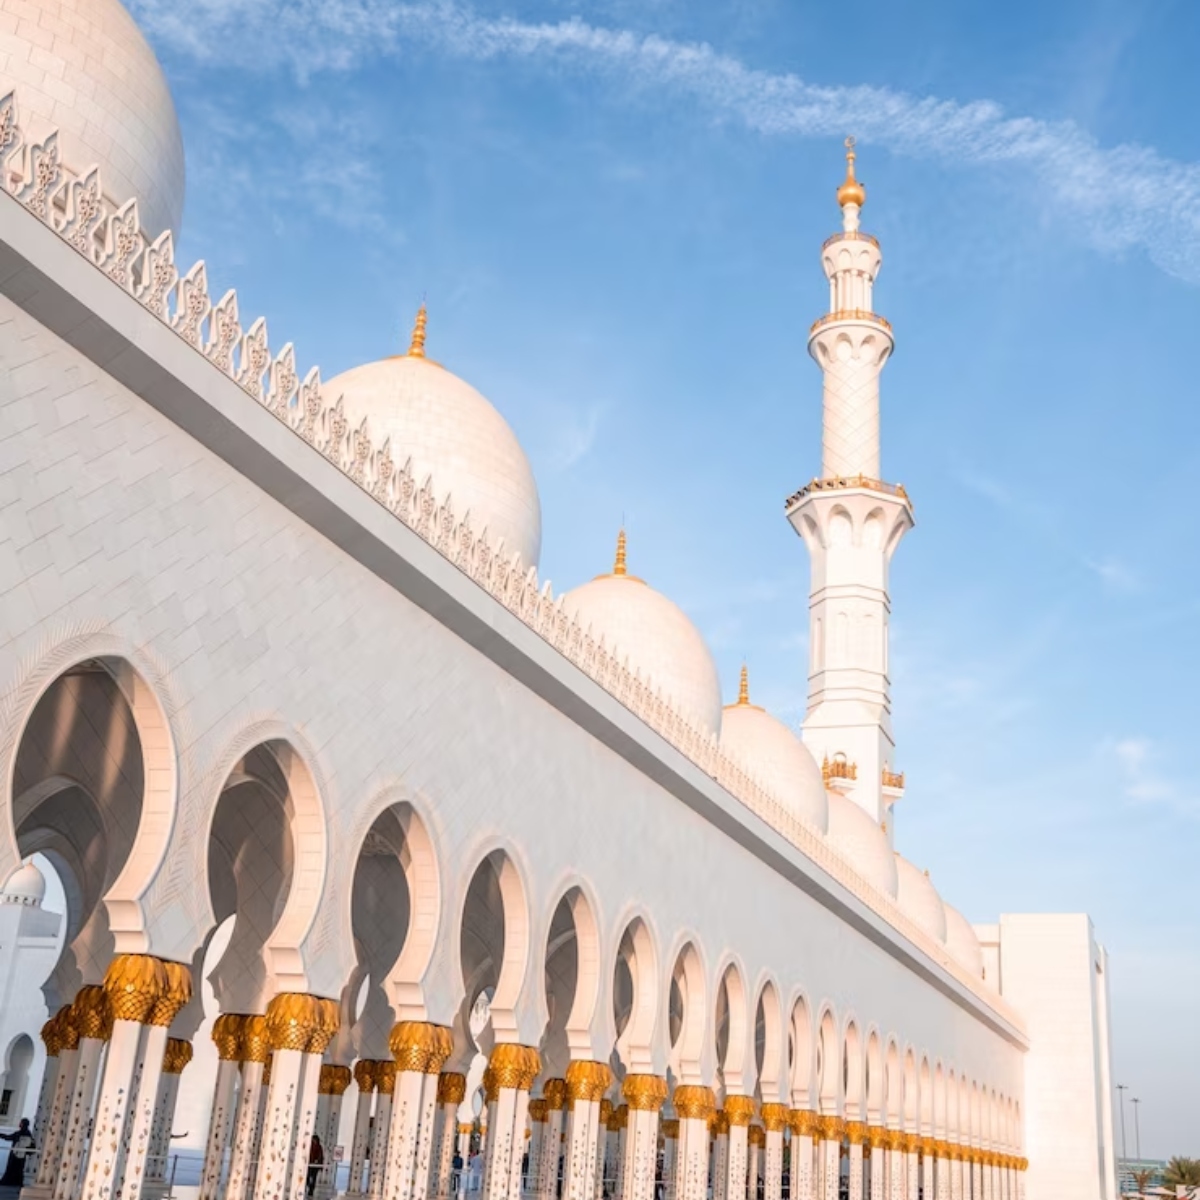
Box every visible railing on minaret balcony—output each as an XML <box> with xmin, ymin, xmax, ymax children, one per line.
<box><xmin>788</xmin><ymin>139</ymin><xmax>914</xmax><ymax>826</ymax></box>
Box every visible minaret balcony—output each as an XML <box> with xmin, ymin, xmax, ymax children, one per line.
<box><xmin>882</xmin><ymin>767</ymin><xmax>905</xmax><ymax>802</ymax></box>
<box><xmin>784</xmin><ymin>474</ymin><xmax>910</xmax><ymax>515</ymax></box>
<box><xmin>822</xmin><ymin>230</ymin><xmax>880</xmax><ymax>252</ymax></box>
<box><xmin>809</xmin><ymin>308</ymin><xmax>893</xmax><ymax>336</ymax></box>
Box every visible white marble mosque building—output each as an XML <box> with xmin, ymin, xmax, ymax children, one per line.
<box><xmin>0</xmin><ymin>1</ymin><xmax>1118</xmax><ymax>1199</ymax></box>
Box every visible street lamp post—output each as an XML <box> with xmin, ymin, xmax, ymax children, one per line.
<box><xmin>1131</xmin><ymin>1098</ymin><xmax>1141</xmax><ymax>1163</ymax></box>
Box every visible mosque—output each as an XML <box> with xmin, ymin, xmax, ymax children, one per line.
<box><xmin>0</xmin><ymin>1</ymin><xmax>1117</xmax><ymax>1199</ymax></box>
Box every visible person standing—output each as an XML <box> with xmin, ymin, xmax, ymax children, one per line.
<box><xmin>0</xmin><ymin>1118</ymin><xmax>34</xmax><ymax>1186</ymax></box>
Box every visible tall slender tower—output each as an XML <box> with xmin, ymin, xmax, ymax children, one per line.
<box><xmin>787</xmin><ymin>140</ymin><xmax>913</xmax><ymax>830</ymax></box>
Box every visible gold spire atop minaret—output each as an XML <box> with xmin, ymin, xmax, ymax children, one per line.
<box><xmin>737</xmin><ymin>663</ymin><xmax>750</xmax><ymax>706</ymax></box>
<box><xmin>613</xmin><ymin>529</ymin><xmax>628</xmax><ymax>576</ymax></box>
<box><xmin>836</xmin><ymin>136</ymin><xmax>866</xmax><ymax>209</ymax></box>
<box><xmin>407</xmin><ymin>304</ymin><xmax>428</xmax><ymax>357</ymax></box>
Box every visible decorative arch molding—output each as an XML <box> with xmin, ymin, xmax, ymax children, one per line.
<box><xmin>883</xmin><ymin>1035</ymin><xmax>902</xmax><ymax>1128</ymax></box>
<box><xmin>541</xmin><ymin>876</ymin><xmax>604</xmax><ymax>1061</ymax></box>
<box><xmin>864</xmin><ymin>1026</ymin><xmax>884</xmax><ymax>1123</ymax></box>
<box><xmin>611</xmin><ymin>906</ymin><xmax>660</xmax><ymax>1076</ymax></box>
<box><xmin>664</xmin><ymin>932</ymin><xmax>708</xmax><ymax>1087</ymax></box>
<box><xmin>842</xmin><ymin>1017</ymin><xmax>864</xmax><ymax>1119</ymax></box>
<box><xmin>752</xmin><ymin>975</ymin><xmax>785</xmax><ymax>1105</ymax></box>
<box><xmin>786</xmin><ymin>990</ymin><xmax>815</xmax><ymax>1110</ymax></box>
<box><xmin>815</xmin><ymin>1003</ymin><xmax>840</xmax><ymax>1115</ymax></box>
<box><xmin>0</xmin><ymin>628</ymin><xmax>181</xmax><ymax>953</ymax></box>
<box><xmin>712</xmin><ymin>952</ymin><xmax>751</xmax><ymax>1095</ymax></box>
<box><xmin>902</xmin><ymin>1046</ymin><xmax>918</xmax><ymax>1134</ymax></box>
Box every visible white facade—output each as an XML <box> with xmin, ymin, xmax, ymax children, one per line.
<box><xmin>0</xmin><ymin>12</ymin><xmax>1117</xmax><ymax>1200</ymax></box>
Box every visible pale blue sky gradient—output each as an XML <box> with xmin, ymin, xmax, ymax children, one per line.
<box><xmin>127</xmin><ymin>0</ymin><xmax>1199</xmax><ymax>1157</ymax></box>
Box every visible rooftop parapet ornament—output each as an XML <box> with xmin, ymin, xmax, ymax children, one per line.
<box><xmin>822</xmin><ymin>754</ymin><xmax>858</xmax><ymax>785</ymax></box>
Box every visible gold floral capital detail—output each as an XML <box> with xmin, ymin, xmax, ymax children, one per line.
<box><xmin>211</xmin><ymin>1013</ymin><xmax>245</xmax><ymax>1062</ymax></box>
<box><xmin>163</xmin><ymin>1038</ymin><xmax>193</xmax><ymax>1075</ymax></box>
<box><xmin>439</xmin><ymin>1071</ymin><xmax>467</xmax><ymax>1104</ymax></box>
<box><xmin>543</xmin><ymin>1077</ymin><xmax>567</xmax><ymax>1110</ymax></box>
<box><xmin>816</xmin><ymin>1115</ymin><xmax>846</xmax><ymax>1141</ymax></box>
<box><xmin>748</xmin><ymin>1125</ymin><xmax>766</xmax><ymax>1147</ymax></box>
<box><xmin>73</xmin><ymin>985</ymin><xmax>113</xmax><ymax>1042</ymax></box>
<box><xmin>241</xmin><ymin>1015</ymin><xmax>271</xmax><ymax>1064</ymax></box>
<box><xmin>528</xmin><ymin>1098</ymin><xmax>549</xmax><ymax>1122</ymax></box>
<box><xmin>354</xmin><ymin>1060</ymin><xmax>378</xmax><ymax>1093</ymax></box>
<box><xmin>565</xmin><ymin>1060</ymin><xmax>612</xmax><ymax>1106</ymax></box>
<box><xmin>845</xmin><ymin>1121</ymin><xmax>868</xmax><ymax>1146</ymax></box>
<box><xmin>103</xmin><ymin>954</ymin><xmax>167</xmax><ymax>1024</ymax></box>
<box><xmin>866</xmin><ymin>1125</ymin><xmax>887</xmax><ymax>1148</ymax></box>
<box><xmin>622</xmin><ymin>1074</ymin><xmax>669</xmax><ymax>1112</ymax></box>
<box><xmin>390</xmin><ymin>1021</ymin><xmax>452</xmax><ymax>1073</ymax></box>
<box><xmin>265</xmin><ymin>993</ymin><xmax>323</xmax><ymax>1052</ymax></box>
<box><xmin>488</xmin><ymin>1043</ymin><xmax>541</xmax><ymax>1092</ymax></box>
<box><xmin>309</xmin><ymin>998</ymin><xmax>341</xmax><ymax>1055</ymax></box>
<box><xmin>661</xmin><ymin>1119</ymin><xmax>680</xmax><ymax>1138</ymax></box>
<box><xmin>672</xmin><ymin>1085</ymin><xmax>716</xmax><ymax>1121</ymax></box>
<box><xmin>376</xmin><ymin>1061</ymin><xmax>397</xmax><ymax>1096</ymax></box>
<box><xmin>724</xmin><ymin>1095</ymin><xmax>755</xmax><ymax>1127</ymax></box>
<box><xmin>328</xmin><ymin>1064</ymin><xmax>352</xmax><ymax>1095</ymax></box>
<box><xmin>147</xmin><ymin>960</ymin><xmax>193</xmax><ymax>1027</ymax></box>
<box><xmin>788</xmin><ymin>1109</ymin><xmax>820</xmax><ymax>1137</ymax></box>
<box><xmin>760</xmin><ymin>1103</ymin><xmax>788</xmax><ymax>1133</ymax></box>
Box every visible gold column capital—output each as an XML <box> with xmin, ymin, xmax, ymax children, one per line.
<box><xmin>354</xmin><ymin>1059</ymin><xmax>377</xmax><ymax>1092</ymax></box>
<box><xmin>73</xmin><ymin>984</ymin><xmax>114</xmax><ymax>1042</ymax></box>
<box><xmin>457</xmin><ymin>1122</ymin><xmax>474</xmax><ymax>1135</ymax></box>
<box><xmin>327</xmin><ymin>1064</ymin><xmax>352</xmax><ymax>1095</ymax></box>
<box><xmin>724</xmin><ymin>1094</ymin><xmax>756</xmax><ymax>1126</ymax></box>
<box><xmin>788</xmin><ymin>1109</ymin><xmax>820</xmax><ymax>1137</ymax></box>
<box><xmin>748</xmin><ymin>1124</ymin><xmax>766</xmax><ymax>1147</ymax></box>
<box><xmin>310</xmin><ymin>997</ymin><xmax>340</xmax><ymax>1054</ymax></box>
<box><xmin>488</xmin><ymin>1043</ymin><xmax>541</xmax><ymax>1092</ymax></box>
<box><xmin>760</xmin><ymin>1103</ymin><xmax>788</xmax><ymax>1132</ymax></box>
<box><xmin>264</xmin><ymin>992</ymin><xmax>323</xmax><ymax>1052</ymax></box>
<box><xmin>528</xmin><ymin>1098</ymin><xmax>549</xmax><ymax>1122</ymax></box>
<box><xmin>816</xmin><ymin>1115</ymin><xmax>846</xmax><ymax>1141</ymax></box>
<box><xmin>40</xmin><ymin>1013</ymin><xmax>63</xmax><ymax>1056</ymax></box>
<box><xmin>565</xmin><ymin>1059</ymin><xmax>612</xmax><ymax>1106</ymax></box>
<box><xmin>660</xmin><ymin>1118</ymin><xmax>680</xmax><ymax>1138</ymax></box>
<box><xmin>671</xmin><ymin>1084</ymin><xmax>716</xmax><ymax>1121</ymax></box>
<box><xmin>844</xmin><ymin>1120</ymin><xmax>868</xmax><ymax>1145</ymax></box>
<box><xmin>599</xmin><ymin>1098</ymin><xmax>613</xmax><ymax>1125</ymax></box>
<box><xmin>147</xmin><ymin>961</ymin><xmax>193</xmax><ymax>1027</ymax></box>
<box><xmin>162</xmin><ymin>1037</ymin><xmax>193</xmax><ymax>1075</ymax></box>
<box><xmin>241</xmin><ymin>1015</ymin><xmax>270</xmax><ymax>1063</ymax></box>
<box><xmin>211</xmin><ymin>1013</ymin><xmax>245</xmax><ymax>1061</ymax></box>
<box><xmin>390</xmin><ymin>1021</ymin><xmax>453</xmax><ymax>1074</ymax></box>
<box><xmin>543</xmin><ymin>1077</ymin><xmax>567</xmax><ymax>1109</ymax></box>
<box><xmin>865</xmin><ymin>1124</ymin><xmax>888</xmax><ymax>1148</ymax></box>
<box><xmin>103</xmin><ymin>954</ymin><xmax>167</xmax><ymax>1024</ymax></box>
<box><xmin>376</xmin><ymin>1061</ymin><xmax>397</xmax><ymax>1096</ymax></box>
<box><xmin>439</xmin><ymin>1071</ymin><xmax>467</xmax><ymax>1104</ymax></box>
<box><xmin>622</xmin><ymin>1073</ymin><xmax>669</xmax><ymax>1112</ymax></box>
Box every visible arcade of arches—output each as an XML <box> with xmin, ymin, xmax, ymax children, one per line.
<box><xmin>7</xmin><ymin>656</ymin><xmax>1024</xmax><ymax>1200</ymax></box>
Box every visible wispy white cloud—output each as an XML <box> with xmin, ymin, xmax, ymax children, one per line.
<box><xmin>1112</xmin><ymin>736</ymin><xmax>1200</xmax><ymax>818</ymax></box>
<box><xmin>132</xmin><ymin>0</ymin><xmax>1200</xmax><ymax>283</ymax></box>
<box><xmin>545</xmin><ymin>401</ymin><xmax>606</xmax><ymax>471</ymax></box>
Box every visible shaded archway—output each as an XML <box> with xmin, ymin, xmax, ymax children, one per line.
<box><xmin>753</xmin><ymin>982</ymin><xmax>783</xmax><ymax>1104</ymax></box>
<box><xmin>865</xmin><ymin>1030</ymin><xmax>882</xmax><ymax>1125</ymax></box>
<box><xmin>541</xmin><ymin>885</ymin><xmax>601</xmax><ymax>1077</ymax></box>
<box><xmin>816</xmin><ymin>1009</ymin><xmax>838</xmax><ymax>1115</ymax></box>
<box><xmin>714</xmin><ymin>961</ymin><xmax>750</xmax><ymax>1096</ymax></box>
<box><xmin>843</xmin><ymin>1021</ymin><xmax>863</xmax><ymax>1120</ymax></box>
<box><xmin>788</xmin><ymin>997</ymin><xmax>813</xmax><ymax>1110</ymax></box>
<box><xmin>667</xmin><ymin>941</ymin><xmax>706</xmax><ymax>1087</ymax></box>
<box><xmin>613</xmin><ymin>917</ymin><xmax>657</xmax><ymax>1075</ymax></box>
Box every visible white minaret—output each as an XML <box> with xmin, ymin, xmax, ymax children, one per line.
<box><xmin>787</xmin><ymin>140</ymin><xmax>913</xmax><ymax>829</ymax></box>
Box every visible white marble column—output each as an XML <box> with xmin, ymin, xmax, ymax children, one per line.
<box><xmin>561</xmin><ymin>1062</ymin><xmax>609</xmax><ymax>1200</ymax></box>
<box><xmin>712</xmin><ymin>1116</ymin><xmax>728</xmax><ymax>1200</ymax></box>
<box><xmin>369</xmin><ymin>1064</ymin><xmax>397</xmax><ymax>1200</ymax></box>
<box><xmin>252</xmin><ymin>993</ymin><xmax>336</xmax><ymax>1200</ymax></box>
<box><xmin>145</xmin><ymin>1041</ymin><xmax>190</xmax><ymax>1190</ymax></box>
<box><xmin>660</xmin><ymin>1119</ymin><xmax>678</xmax><ymax>1200</ymax></box>
<box><xmin>536</xmin><ymin>1079</ymin><xmax>566</xmax><ymax>1200</ymax></box>
<box><xmin>787</xmin><ymin>1111</ymin><xmax>817</xmax><ymax>1200</ymax></box>
<box><xmin>434</xmin><ymin>1072</ymin><xmax>468</xmax><ymax>1200</ymax></box>
<box><xmin>284</xmin><ymin>1025</ymin><xmax>339</xmax><ymax>1200</ymax></box>
<box><xmin>528</xmin><ymin>1099</ymin><xmax>547</xmax><ymax>1195</ymax></box>
<box><xmin>33</xmin><ymin>1011</ymin><xmax>65</xmax><ymax>1148</ymax></box>
<box><xmin>884</xmin><ymin>1132</ymin><xmax>902</xmax><ymax>1200</ymax></box>
<box><xmin>119</xmin><ymin>963</ymin><xmax>194</xmax><ymax>1200</ymax></box>
<box><xmin>950</xmin><ymin>1147</ymin><xmax>963</xmax><ymax>1200</ymax></box>
<box><xmin>748</xmin><ymin>1126</ymin><xmax>764</xmax><ymax>1200</ymax></box>
<box><xmin>54</xmin><ymin>985</ymin><xmax>112</xmax><ymax>1200</ymax></box>
<box><xmin>671</xmin><ymin>1086</ymin><xmax>715</xmax><ymax>1200</ymax></box>
<box><xmin>480</xmin><ymin>1044</ymin><xmax>540</xmax><ymax>1200</ymax></box>
<box><xmin>28</xmin><ymin>1021</ymin><xmax>80</xmax><ymax>1198</ymax></box>
<box><xmin>723</xmin><ymin>1098</ymin><xmax>754</xmax><ymax>1200</ymax></box>
<box><xmin>868</xmin><ymin>1128</ymin><xmax>885</xmax><ymax>1200</ymax></box>
<box><xmin>346</xmin><ymin>1060</ymin><xmax>379</xmax><ymax>1199</ymax></box>
<box><xmin>934</xmin><ymin>1144</ymin><xmax>950</xmax><ymax>1200</ymax></box>
<box><xmin>846</xmin><ymin>1125</ymin><xmax>865</xmax><ymax>1200</ymax></box>
<box><xmin>224</xmin><ymin>1015</ymin><xmax>270</xmax><ymax>1200</ymax></box>
<box><xmin>904</xmin><ymin>1136</ymin><xmax>919</xmax><ymax>1200</ymax></box>
<box><xmin>817</xmin><ymin>1118</ymin><xmax>843</xmax><ymax>1200</ymax></box>
<box><xmin>618</xmin><ymin>1075</ymin><xmax>667</xmax><ymax>1200</ymax></box>
<box><xmin>760</xmin><ymin>1106</ymin><xmax>786</xmax><ymax>1200</ymax></box>
<box><xmin>381</xmin><ymin>1021</ymin><xmax>454</xmax><ymax>1200</ymax></box>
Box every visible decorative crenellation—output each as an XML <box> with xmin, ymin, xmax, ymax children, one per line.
<box><xmin>821</xmin><ymin>754</ymin><xmax>858</xmax><ymax>784</ymax></box>
<box><xmin>0</xmin><ymin>83</ymin><xmax>1015</xmax><ymax>1024</ymax></box>
<box><xmin>881</xmin><ymin>767</ymin><xmax>905</xmax><ymax>790</ymax></box>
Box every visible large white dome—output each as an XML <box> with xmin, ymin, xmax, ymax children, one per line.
<box><xmin>2</xmin><ymin>858</ymin><xmax>45</xmax><ymax>906</ymax></box>
<box><xmin>328</xmin><ymin>309</ymin><xmax>542</xmax><ymax>569</ymax></box>
<box><xmin>719</xmin><ymin>667</ymin><xmax>827</xmax><ymax>833</ymax></box>
<box><xmin>894</xmin><ymin>854</ymin><xmax>947</xmax><ymax>944</ymax></box>
<box><xmin>944</xmin><ymin>904</ymin><xmax>984</xmax><ymax>979</ymax></box>
<box><xmin>0</xmin><ymin>0</ymin><xmax>185</xmax><ymax>238</ymax></box>
<box><xmin>827</xmin><ymin>793</ymin><xmax>898</xmax><ymax>899</ymax></box>
<box><xmin>562</xmin><ymin>532</ymin><xmax>722</xmax><ymax>736</ymax></box>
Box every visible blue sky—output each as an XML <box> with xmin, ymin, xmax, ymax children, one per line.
<box><xmin>128</xmin><ymin>0</ymin><xmax>1199</xmax><ymax>1157</ymax></box>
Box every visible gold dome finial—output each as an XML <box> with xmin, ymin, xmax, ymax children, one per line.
<box><xmin>407</xmin><ymin>303</ymin><xmax>428</xmax><ymax>358</ymax></box>
<box><xmin>737</xmin><ymin>663</ymin><xmax>750</xmax><ymax>706</ymax></box>
<box><xmin>613</xmin><ymin>529</ymin><xmax>628</xmax><ymax>576</ymax></box>
<box><xmin>837</xmin><ymin>136</ymin><xmax>866</xmax><ymax>209</ymax></box>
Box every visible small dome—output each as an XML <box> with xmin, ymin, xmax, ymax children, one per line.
<box><xmin>0</xmin><ymin>0</ymin><xmax>186</xmax><ymax>238</ymax></box>
<box><xmin>894</xmin><ymin>855</ymin><xmax>947</xmax><ymax>944</ymax></box>
<box><xmin>827</xmin><ymin>794</ymin><xmax>898</xmax><ymax>899</ymax></box>
<box><xmin>2</xmin><ymin>859</ymin><xmax>45</xmax><ymax>905</ymax></box>
<box><xmin>720</xmin><ymin>667</ymin><xmax>828</xmax><ymax>833</ymax></box>
<box><xmin>328</xmin><ymin>308</ymin><xmax>542</xmax><ymax>568</ymax></box>
<box><xmin>944</xmin><ymin>904</ymin><xmax>984</xmax><ymax>979</ymax></box>
<box><xmin>562</xmin><ymin>532</ymin><xmax>722</xmax><ymax>736</ymax></box>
